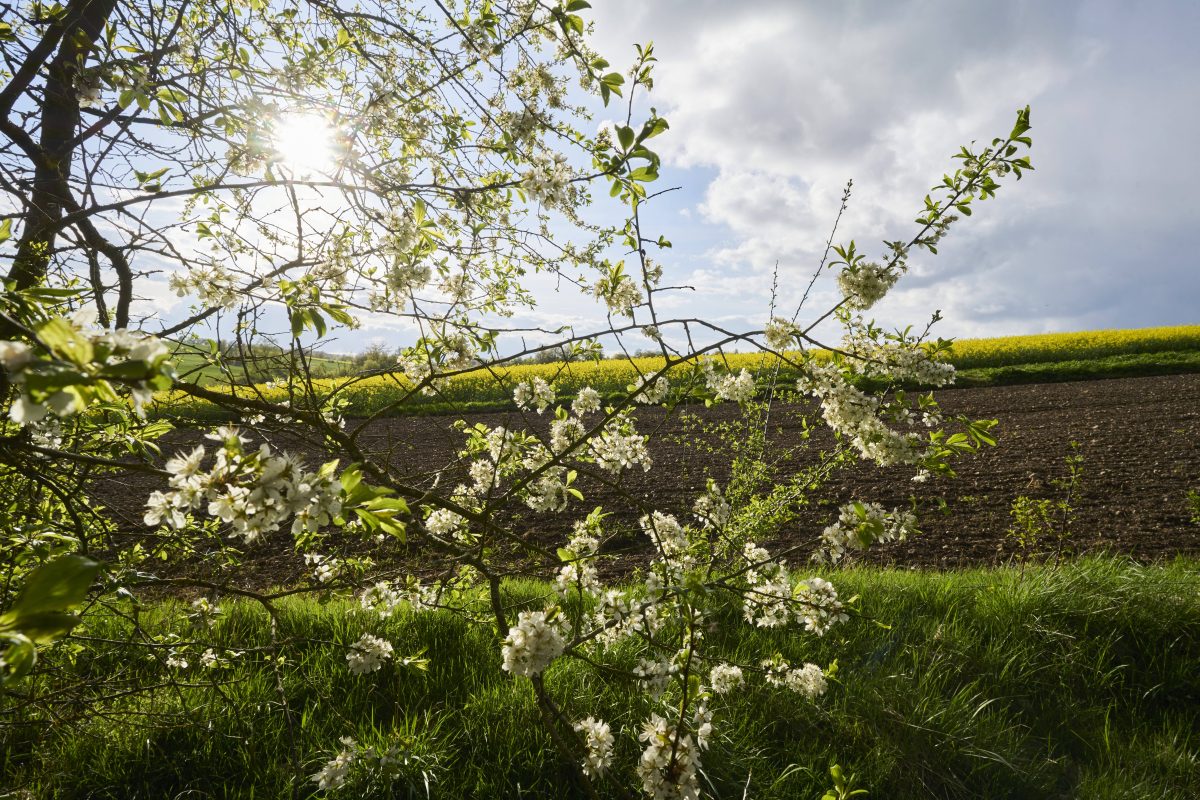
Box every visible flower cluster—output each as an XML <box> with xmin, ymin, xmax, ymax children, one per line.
<box><xmin>522</xmin><ymin>152</ymin><xmax>575</xmax><ymax>209</ymax></box>
<box><xmin>305</xmin><ymin>553</ymin><xmax>343</xmax><ymax>583</ymax></box>
<box><xmin>549</xmin><ymin>416</ymin><xmax>585</xmax><ymax>453</ymax></box>
<box><xmin>795</xmin><ymin>577</ymin><xmax>849</xmax><ymax>635</ymax></box>
<box><xmin>591</xmin><ymin>591</ymin><xmax>669</xmax><ymax>648</ymax></box>
<box><xmin>555</xmin><ymin>516</ymin><xmax>603</xmax><ymax>597</ymax></box>
<box><xmin>842</xmin><ymin>325</ymin><xmax>956</xmax><ymax>386</ymax></box>
<box><xmin>501</xmin><ymin>609</ymin><xmax>567</xmax><ymax>676</ymax></box>
<box><xmin>513</xmin><ymin>376</ymin><xmax>555</xmax><ymax>412</ymax></box>
<box><xmin>425</xmin><ymin>506</ymin><xmax>473</xmax><ymax>543</ymax></box>
<box><xmin>592</xmin><ymin>273</ymin><xmax>644</xmax><ymax>317</ymax></box>
<box><xmin>764</xmin><ymin>316</ymin><xmax>799</xmax><ymax>351</ymax></box>
<box><xmin>798</xmin><ymin>363</ymin><xmax>926</xmax><ymax>466</ymax></box>
<box><xmin>637</xmin><ymin>714</ymin><xmax>702</xmax><ymax>800</ymax></box>
<box><xmin>169</xmin><ymin>265</ymin><xmax>240</xmax><ymax>310</ymax></box>
<box><xmin>311</xmin><ymin>738</ymin><xmax>357</xmax><ymax>791</ymax></box>
<box><xmin>707</xmin><ymin>367</ymin><xmax>756</xmax><ymax>403</ymax></box>
<box><xmin>633</xmin><ymin>657</ymin><xmax>678</xmax><ymax>699</ymax></box>
<box><xmin>360</xmin><ymin>576</ymin><xmax>439</xmax><ymax>617</ymax></box>
<box><xmin>738</xmin><ymin>543</ymin><xmax>849</xmax><ymax>635</ymax></box>
<box><xmin>189</xmin><ymin>597</ymin><xmax>222</xmax><ymax>626</ymax></box>
<box><xmin>707</xmin><ymin>664</ymin><xmax>744</xmax><ymax>695</ymax></box>
<box><xmin>310</xmin><ymin>733</ymin><xmax>440</xmax><ymax>794</ymax></box>
<box><xmin>640</xmin><ymin>511</ymin><xmax>690</xmax><ymax>563</ymax></box>
<box><xmin>741</xmin><ymin>542</ymin><xmax>795</xmax><ymax>628</ymax></box>
<box><xmin>572</xmin><ymin>386</ymin><xmax>602</xmax><ymax>415</ymax></box>
<box><xmin>692</xmin><ymin>481</ymin><xmax>731</xmax><ymax>529</ymax></box>
<box><xmin>346</xmin><ymin>633</ymin><xmax>394</xmax><ymax>674</ymax></box>
<box><xmin>143</xmin><ymin>428</ymin><xmax>343</xmax><ymax>542</ymax></box>
<box><xmin>629</xmin><ymin>371</ymin><xmax>669</xmax><ymax>405</ymax></box>
<box><xmin>200</xmin><ymin>647</ymin><xmax>237</xmax><ymax>670</ymax></box>
<box><xmin>836</xmin><ymin>261</ymin><xmax>898</xmax><ymax>310</ymax></box>
<box><xmin>385</xmin><ymin>259</ymin><xmax>432</xmax><ymax>297</ymax></box>
<box><xmin>762</xmin><ymin>658</ymin><xmax>828</xmax><ymax>699</ymax></box>
<box><xmin>573</xmin><ymin>717</ymin><xmax>615</xmax><ymax>777</ymax></box>
<box><xmin>817</xmin><ymin>501</ymin><xmax>918</xmax><ymax>563</ymax></box>
<box><xmin>590</xmin><ymin>413</ymin><xmax>652</xmax><ymax>473</ymax></box>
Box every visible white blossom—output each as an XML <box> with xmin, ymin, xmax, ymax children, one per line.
<box><xmin>763</xmin><ymin>659</ymin><xmax>828</xmax><ymax>699</ymax></box>
<box><xmin>817</xmin><ymin>502</ymin><xmax>918</xmax><ymax>563</ymax></box>
<box><xmin>593</xmin><ymin>273</ymin><xmax>643</xmax><ymax>317</ymax></box>
<box><xmin>513</xmin><ymin>377</ymin><xmax>555</xmax><ymax>413</ymax></box>
<box><xmin>837</xmin><ymin>261</ymin><xmax>898</xmax><ymax>310</ymax></box>
<box><xmin>764</xmin><ymin>317</ymin><xmax>798</xmax><ymax>351</ymax></box>
<box><xmin>708</xmin><ymin>664</ymin><xmax>744</xmax><ymax>695</ymax></box>
<box><xmin>707</xmin><ymin>368</ymin><xmax>756</xmax><ymax>403</ymax></box>
<box><xmin>637</xmin><ymin>714</ymin><xmax>702</xmax><ymax>800</ymax></box>
<box><xmin>591</xmin><ymin>414</ymin><xmax>652</xmax><ymax>473</ymax></box>
<box><xmin>311</xmin><ymin>746</ymin><xmax>356</xmax><ymax>791</ymax></box>
<box><xmin>572</xmin><ymin>386</ymin><xmax>602</xmax><ymax>415</ymax></box>
<box><xmin>145</xmin><ymin>433</ymin><xmax>342</xmax><ymax>542</ymax></box>
<box><xmin>305</xmin><ymin>553</ymin><xmax>343</xmax><ymax>583</ymax></box>
<box><xmin>573</xmin><ymin>717</ymin><xmax>614</xmax><ymax>777</ymax></box>
<box><xmin>522</xmin><ymin>152</ymin><xmax>575</xmax><ymax>209</ymax></box>
<box><xmin>692</xmin><ymin>481</ymin><xmax>731</xmax><ymax>529</ymax></box>
<box><xmin>798</xmin><ymin>363</ymin><xmax>926</xmax><ymax>466</ymax></box>
<box><xmin>501</xmin><ymin>610</ymin><xmax>566</xmax><ymax>676</ymax></box>
<box><xmin>549</xmin><ymin>417</ymin><xmax>585</xmax><ymax>454</ymax></box>
<box><xmin>795</xmin><ymin>577</ymin><xmax>848</xmax><ymax>635</ymax></box>
<box><xmin>346</xmin><ymin>633</ymin><xmax>394</xmax><ymax>674</ymax></box>
<box><xmin>631</xmin><ymin>372</ymin><xmax>669</xmax><ymax>404</ymax></box>
<box><xmin>0</xmin><ymin>341</ymin><xmax>34</xmax><ymax>371</ymax></box>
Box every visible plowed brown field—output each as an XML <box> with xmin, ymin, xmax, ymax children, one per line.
<box><xmin>94</xmin><ymin>373</ymin><xmax>1200</xmax><ymax>587</ymax></box>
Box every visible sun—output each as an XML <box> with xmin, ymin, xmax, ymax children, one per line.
<box><xmin>271</xmin><ymin>112</ymin><xmax>341</xmax><ymax>177</ymax></box>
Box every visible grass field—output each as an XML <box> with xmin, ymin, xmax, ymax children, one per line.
<box><xmin>156</xmin><ymin>324</ymin><xmax>1200</xmax><ymax>420</ymax></box>
<box><xmin>5</xmin><ymin>558</ymin><xmax>1198</xmax><ymax>799</ymax></box>
<box><xmin>172</xmin><ymin>351</ymin><xmax>354</xmax><ymax>386</ymax></box>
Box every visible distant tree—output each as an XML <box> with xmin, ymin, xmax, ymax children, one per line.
<box><xmin>353</xmin><ymin>341</ymin><xmax>399</xmax><ymax>373</ymax></box>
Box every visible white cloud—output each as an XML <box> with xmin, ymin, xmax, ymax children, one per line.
<box><xmin>587</xmin><ymin>0</ymin><xmax>1200</xmax><ymax>339</ymax></box>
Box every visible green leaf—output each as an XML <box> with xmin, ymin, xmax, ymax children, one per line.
<box><xmin>629</xmin><ymin>166</ymin><xmax>658</xmax><ymax>182</ymax></box>
<box><xmin>12</xmin><ymin>555</ymin><xmax>101</xmax><ymax>616</ymax></box>
<box><xmin>616</xmin><ymin>125</ymin><xmax>635</xmax><ymax>151</ymax></box>
<box><xmin>565</xmin><ymin>0</ymin><xmax>591</xmax><ymax>10</ymax></box>
<box><xmin>601</xmin><ymin>72</ymin><xmax>624</xmax><ymax>89</ymax></box>
<box><xmin>0</xmin><ymin>218</ymin><xmax>11</xmax><ymax>244</ymax></box>
<box><xmin>0</xmin><ymin>634</ymin><xmax>36</xmax><ymax>685</ymax></box>
<box><xmin>5</xmin><ymin>611</ymin><xmax>82</xmax><ymax>645</ymax></box>
<box><xmin>639</xmin><ymin>117</ymin><xmax>669</xmax><ymax>141</ymax></box>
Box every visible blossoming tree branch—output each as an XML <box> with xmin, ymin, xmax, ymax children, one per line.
<box><xmin>0</xmin><ymin>0</ymin><xmax>1032</xmax><ymax>796</ymax></box>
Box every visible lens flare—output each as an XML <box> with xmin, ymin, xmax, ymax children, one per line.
<box><xmin>271</xmin><ymin>112</ymin><xmax>340</xmax><ymax>176</ymax></box>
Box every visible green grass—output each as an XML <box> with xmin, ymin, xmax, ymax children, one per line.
<box><xmin>172</xmin><ymin>351</ymin><xmax>354</xmax><ymax>386</ymax></box>
<box><xmin>952</xmin><ymin>349</ymin><xmax>1200</xmax><ymax>387</ymax></box>
<box><xmin>4</xmin><ymin>558</ymin><xmax>1199</xmax><ymax>798</ymax></box>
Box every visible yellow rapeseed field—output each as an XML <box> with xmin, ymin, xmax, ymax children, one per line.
<box><xmin>159</xmin><ymin>324</ymin><xmax>1200</xmax><ymax>418</ymax></box>
<box><xmin>943</xmin><ymin>324</ymin><xmax>1200</xmax><ymax>368</ymax></box>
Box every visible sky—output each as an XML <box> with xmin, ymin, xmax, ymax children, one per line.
<box><xmin>550</xmin><ymin>0</ymin><xmax>1200</xmax><ymax>344</ymax></box>
<box><xmin>28</xmin><ymin>0</ymin><xmax>1194</xmax><ymax>355</ymax></box>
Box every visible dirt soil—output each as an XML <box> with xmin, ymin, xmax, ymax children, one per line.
<box><xmin>93</xmin><ymin>373</ymin><xmax>1200</xmax><ymax>587</ymax></box>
